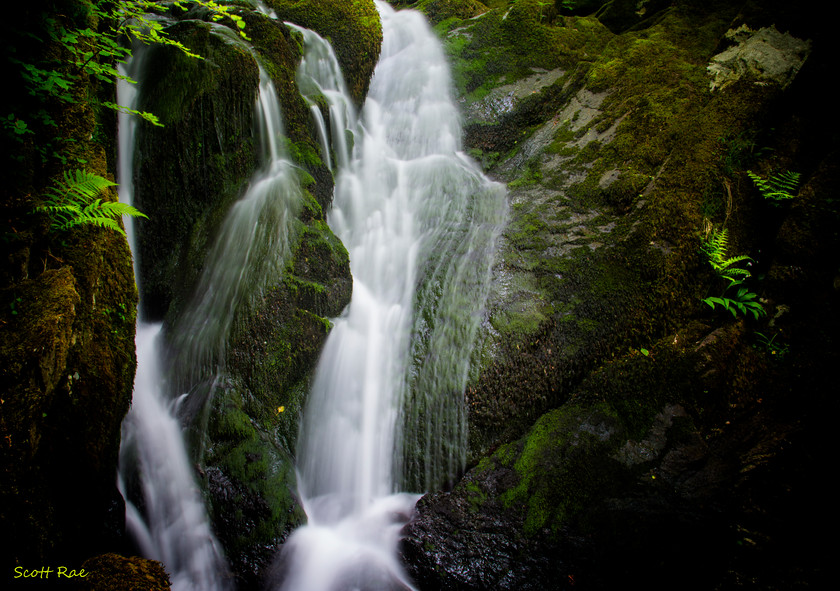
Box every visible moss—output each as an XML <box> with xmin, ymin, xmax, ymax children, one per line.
<box><xmin>476</xmin><ymin>403</ymin><xmax>627</xmax><ymax>535</ymax></box>
<box><xmin>205</xmin><ymin>386</ymin><xmax>305</xmax><ymax>577</ymax></box>
<box><xmin>409</xmin><ymin>0</ymin><xmax>488</xmax><ymax>26</ymax></box>
<box><xmin>1</xmin><ymin>3</ymin><xmax>139</xmax><ymax>562</ymax></box>
<box><xmin>436</xmin><ymin>2</ymin><xmax>611</xmax><ymax>103</ymax></box>
<box><xmin>134</xmin><ymin>20</ymin><xmax>261</xmax><ymax>320</ymax></box>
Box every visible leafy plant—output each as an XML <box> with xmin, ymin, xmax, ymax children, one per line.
<box><xmin>717</xmin><ymin>131</ymin><xmax>769</xmax><ymax>177</ymax></box>
<box><xmin>747</xmin><ymin>170</ymin><xmax>800</xmax><ymax>204</ymax></box>
<box><xmin>36</xmin><ymin>169</ymin><xmax>147</xmax><ymax>236</ymax></box>
<box><xmin>700</xmin><ymin>227</ymin><xmax>752</xmax><ymax>286</ymax></box>
<box><xmin>700</xmin><ymin>227</ymin><xmax>765</xmax><ymax>319</ymax></box>
<box><xmin>703</xmin><ymin>285</ymin><xmax>764</xmax><ymax>319</ymax></box>
<box><xmin>753</xmin><ymin>331</ymin><xmax>789</xmax><ymax>359</ymax></box>
<box><xmin>6</xmin><ymin>1</ymin><xmax>249</xmax><ymax>158</ymax></box>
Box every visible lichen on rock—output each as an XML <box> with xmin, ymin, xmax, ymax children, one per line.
<box><xmin>707</xmin><ymin>25</ymin><xmax>811</xmax><ymax>92</ymax></box>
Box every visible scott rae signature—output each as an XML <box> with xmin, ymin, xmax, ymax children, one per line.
<box><xmin>13</xmin><ymin>566</ymin><xmax>88</xmax><ymax>580</ymax></box>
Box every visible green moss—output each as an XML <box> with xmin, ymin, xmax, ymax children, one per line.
<box><xmin>491</xmin><ymin>403</ymin><xmax>624</xmax><ymax>535</ymax></box>
<box><xmin>206</xmin><ymin>385</ymin><xmax>305</xmax><ymax>562</ymax></box>
<box><xmin>437</xmin><ymin>3</ymin><xmax>611</xmax><ymax>102</ymax></box>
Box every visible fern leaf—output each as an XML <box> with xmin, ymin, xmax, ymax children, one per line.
<box><xmin>61</xmin><ymin>215</ymin><xmax>124</xmax><ymax>235</ymax></box>
<box><xmin>35</xmin><ymin>169</ymin><xmax>147</xmax><ymax>236</ymax></box>
<box><xmin>772</xmin><ymin>171</ymin><xmax>800</xmax><ymax>193</ymax></box>
<box><xmin>720</xmin><ymin>254</ymin><xmax>752</xmax><ymax>268</ymax></box>
<box><xmin>701</xmin><ymin>227</ymin><xmax>730</xmax><ymax>266</ymax></box>
<box><xmin>48</xmin><ymin>169</ymin><xmax>117</xmax><ymax>202</ymax></box>
<box><xmin>748</xmin><ymin>169</ymin><xmax>800</xmax><ymax>202</ymax></box>
<box><xmin>92</xmin><ymin>200</ymin><xmax>148</xmax><ymax>220</ymax></box>
<box><xmin>721</xmin><ymin>268</ymin><xmax>751</xmax><ymax>278</ymax></box>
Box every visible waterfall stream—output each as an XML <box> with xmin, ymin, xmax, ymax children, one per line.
<box><xmin>276</xmin><ymin>3</ymin><xmax>506</xmax><ymax>589</ymax></box>
<box><xmin>116</xmin><ymin>48</ymin><xmax>232</xmax><ymax>591</ymax></box>
<box><xmin>117</xmin><ymin>29</ymin><xmax>304</xmax><ymax>590</ymax></box>
<box><xmin>117</xmin><ymin>3</ymin><xmax>504</xmax><ymax>589</ymax></box>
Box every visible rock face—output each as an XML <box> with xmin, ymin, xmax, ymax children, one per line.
<box><xmin>82</xmin><ymin>553</ymin><xmax>171</xmax><ymax>591</ymax></box>
<box><xmin>398</xmin><ymin>0</ymin><xmax>839</xmax><ymax>588</ymax></box>
<box><xmin>1</xmin><ymin>0</ymin><xmax>137</xmax><ymax>570</ymax></box>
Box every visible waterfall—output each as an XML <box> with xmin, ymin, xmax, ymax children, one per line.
<box><xmin>169</xmin><ymin>26</ymin><xmax>303</xmax><ymax>391</ymax></box>
<box><xmin>117</xmin><ymin>28</ymin><xmax>304</xmax><ymax>590</ymax></box>
<box><xmin>275</xmin><ymin>3</ymin><xmax>506</xmax><ymax>589</ymax></box>
<box><xmin>287</xmin><ymin>22</ymin><xmax>357</xmax><ymax>173</ymax></box>
<box><xmin>116</xmin><ymin>48</ymin><xmax>232</xmax><ymax>591</ymax></box>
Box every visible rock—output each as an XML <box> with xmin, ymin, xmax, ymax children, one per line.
<box><xmin>82</xmin><ymin>553</ymin><xmax>171</xmax><ymax>591</ymax></box>
<box><xmin>707</xmin><ymin>25</ymin><xmax>811</xmax><ymax>91</ymax></box>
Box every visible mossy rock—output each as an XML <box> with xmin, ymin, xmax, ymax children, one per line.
<box><xmin>203</xmin><ymin>208</ymin><xmax>350</xmax><ymax>586</ymax></box>
<box><xmin>400</xmin><ymin>0</ymin><xmax>488</xmax><ymax>26</ymax></box>
<box><xmin>134</xmin><ymin>19</ymin><xmax>261</xmax><ymax>320</ymax></box>
<box><xmin>204</xmin><ymin>385</ymin><xmax>304</xmax><ymax>590</ymax></box>
<box><xmin>1</xmin><ymin>2</ymin><xmax>138</xmax><ymax>562</ymax></box>
<box><xmin>82</xmin><ymin>553</ymin><xmax>171</xmax><ymax>591</ymax></box>
<box><xmin>463</xmin><ymin>0</ymin><xmax>773</xmax><ymax>458</ymax></box>
<box><xmin>265</xmin><ymin>0</ymin><xmax>382</xmax><ymax>106</ymax></box>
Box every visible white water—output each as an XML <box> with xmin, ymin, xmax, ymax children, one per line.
<box><xmin>276</xmin><ymin>3</ymin><xmax>506</xmax><ymax>589</ymax></box>
<box><xmin>287</xmin><ymin>22</ymin><xmax>357</xmax><ymax>173</ymax></box>
<box><xmin>117</xmin><ymin>33</ymin><xmax>304</xmax><ymax>590</ymax></box>
<box><xmin>116</xmin><ymin>49</ymin><xmax>231</xmax><ymax>591</ymax></box>
<box><xmin>117</xmin><ymin>4</ymin><xmax>505</xmax><ymax>589</ymax></box>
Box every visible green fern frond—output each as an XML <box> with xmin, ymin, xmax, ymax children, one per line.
<box><xmin>747</xmin><ymin>170</ymin><xmax>800</xmax><ymax>203</ymax></box>
<box><xmin>700</xmin><ymin>227</ymin><xmax>729</xmax><ymax>265</ymax></box>
<box><xmin>700</xmin><ymin>224</ymin><xmax>764</xmax><ymax>319</ymax></box>
<box><xmin>46</xmin><ymin>169</ymin><xmax>117</xmax><ymax>202</ymax></box>
<box><xmin>720</xmin><ymin>254</ymin><xmax>751</xmax><ymax>267</ymax></box>
<box><xmin>35</xmin><ymin>169</ymin><xmax>147</xmax><ymax>237</ymax></box>
<box><xmin>720</xmin><ymin>268</ymin><xmax>751</xmax><ymax>281</ymax></box>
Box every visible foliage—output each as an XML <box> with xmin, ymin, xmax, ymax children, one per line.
<box><xmin>7</xmin><ymin>2</ymin><xmax>252</xmax><ymax>235</ymax></box>
<box><xmin>6</xmin><ymin>1</ymin><xmax>249</xmax><ymax>152</ymax></box>
<box><xmin>747</xmin><ymin>169</ymin><xmax>800</xmax><ymax>204</ymax></box>
<box><xmin>717</xmin><ymin>131</ymin><xmax>767</xmax><ymax>177</ymax></box>
<box><xmin>35</xmin><ymin>169</ymin><xmax>147</xmax><ymax>236</ymax></box>
<box><xmin>700</xmin><ymin>227</ymin><xmax>765</xmax><ymax>319</ymax></box>
<box><xmin>700</xmin><ymin>227</ymin><xmax>751</xmax><ymax>286</ymax></box>
<box><xmin>753</xmin><ymin>330</ymin><xmax>789</xmax><ymax>359</ymax></box>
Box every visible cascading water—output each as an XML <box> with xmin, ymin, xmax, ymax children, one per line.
<box><xmin>275</xmin><ymin>3</ymin><xmax>506</xmax><ymax>589</ymax></box>
<box><xmin>116</xmin><ymin>48</ymin><xmax>231</xmax><ymax>591</ymax></box>
<box><xmin>287</xmin><ymin>22</ymin><xmax>357</xmax><ymax>173</ymax></box>
<box><xmin>117</xmin><ymin>27</ymin><xmax>304</xmax><ymax>590</ymax></box>
<box><xmin>168</xmin><ymin>26</ymin><xmax>303</xmax><ymax>392</ymax></box>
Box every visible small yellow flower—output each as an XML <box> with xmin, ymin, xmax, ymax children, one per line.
<box><xmin>278</xmin><ymin>406</ymin><xmax>285</xmax><ymax>413</ymax></box>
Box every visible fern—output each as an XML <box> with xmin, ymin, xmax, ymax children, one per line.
<box><xmin>747</xmin><ymin>170</ymin><xmax>800</xmax><ymax>203</ymax></box>
<box><xmin>36</xmin><ymin>169</ymin><xmax>147</xmax><ymax>236</ymax></box>
<box><xmin>700</xmin><ymin>228</ymin><xmax>754</xmax><ymax>285</ymax></box>
<box><xmin>700</xmin><ymin>226</ymin><xmax>765</xmax><ymax>319</ymax></box>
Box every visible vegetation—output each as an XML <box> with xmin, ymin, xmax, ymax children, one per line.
<box><xmin>7</xmin><ymin>1</ymin><xmax>248</xmax><ymax>149</ymax></box>
<box><xmin>5</xmin><ymin>2</ymin><xmax>253</xmax><ymax>239</ymax></box>
<box><xmin>35</xmin><ymin>168</ymin><xmax>146</xmax><ymax>236</ymax></box>
<box><xmin>747</xmin><ymin>169</ymin><xmax>801</xmax><ymax>204</ymax></box>
<box><xmin>700</xmin><ymin>227</ymin><xmax>765</xmax><ymax>319</ymax></box>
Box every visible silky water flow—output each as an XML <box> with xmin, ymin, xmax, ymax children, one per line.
<box><xmin>116</xmin><ymin>3</ymin><xmax>505</xmax><ymax>589</ymax></box>
<box><xmin>117</xmin><ymin>29</ymin><xmax>305</xmax><ymax>591</ymax></box>
<box><xmin>275</xmin><ymin>3</ymin><xmax>506</xmax><ymax>589</ymax></box>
